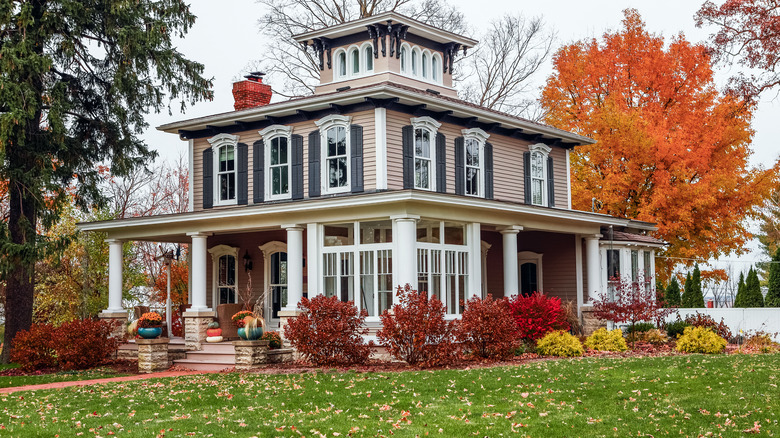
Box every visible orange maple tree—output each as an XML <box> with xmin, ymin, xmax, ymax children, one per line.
<box><xmin>540</xmin><ymin>9</ymin><xmax>779</xmax><ymax>281</ymax></box>
<box><xmin>151</xmin><ymin>259</ymin><xmax>189</xmax><ymax>307</ymax></box>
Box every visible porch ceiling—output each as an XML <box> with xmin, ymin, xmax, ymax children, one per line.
<box><xmin>77</xmin><ymin>190</ymin><xmax>655</xmax><ymax>241</ymax></box>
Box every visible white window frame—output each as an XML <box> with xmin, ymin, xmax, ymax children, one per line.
<box><xmin>431</xmin><ymin>53</ymin><xmax>442</xmax><ymax>83</ymax></box>
<box><xmin>209</xmin><ymin>244</ymin><xmax>239</xmax><ymax>306</ymax></box>
<box><xmin>315</xmin><ymin>114</ymin><xmax>352</xmax><ymax>195</ymax></box>
<box><xmin>518</xmin><ymin>251</ymin><xmax>543</xmax><ymax>295</ymax></box>
<box><xmin>529</xmin><ymin>143</ymin><xmax>551</xmax><ymax>207</ymax></box>
<box><xmin>411</xmin><ymin>47</ymin><xmax>420</xmax><ymax>77</ymax></box>
<box><xmin>462</xmin><ymin>128</ymin><xmax>489</xmax><ymax>197</ymax></box>
<box><xmin>411</xmin><ymin>116</ymin><xmax>441</xmax><ymax>191</ymax></box>
<box><xmin>416</xmin><ymin>220</ymin><xmax>470</xmax><ymax>317</ymax></box>
<box><xmin>259</xmin><ymin>125</ymin><xmax>293</xmax><ymax>201</ymax></box>
<box><xmin>400</xmin><ymin>44</ymin><xmax>410</xmax><ymax>74</ymax></box>
<box><xmin>348</xmin><ymin>45</ymin><xmax>360</xmax><ymax>76</ymax></box>
<box><xmin>361</xmin><ymin>42</ymin><xmax>374</xmax><ymax>73</ymax></box>
<box><xmin>259</xmin><ymin>241</ymin><xmax>287</xmax><ymax>327</ymax></box>
<box><xmin>208</xmin><ymin>133</ymin><xmax>240</xmax><ymax>206</ymax></box>
<box><xmin>421</xmin><ymin>50</ymin><xmax>430</xmax><ymax>79</ymax></box>
<box><xmin>334</xmin><ymin>49</ymin><xmax>348</xmax><ymax>80</ymax></box>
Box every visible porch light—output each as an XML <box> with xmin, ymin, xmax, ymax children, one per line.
<box><xmin>243</xmin><ymin>249</ymin><xmax>253</xmax><ymax>272</ymax></box>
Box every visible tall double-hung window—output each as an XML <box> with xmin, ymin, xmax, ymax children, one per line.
<box><xmin>208</xmin><ymin>133</ymin><xmax>240</xmax><ymax>206</ymax></box>
<box><xmin>461</xmin><ymin>128</ymin><xmax>489</xmax><ymax>197</ymax></box>
<box><xmin>529</xmin><ymin>143</ymin><xmax>551</xmax><ymax>206</ymax></box>
<box><xmin>259</xmin><ymin>125</ymin><xmax>293</xmax><ymax>200</ymax></box>
<box><xmin>411</xmin><ymin>117</ymin><xmax>441</xmax><ymax>191</ymax></box>
<box><xmin>315</xmin><ymin>115</ymin><xmax>352</xmax><ymax>194</ymax></box>
<box><xmin>209</xmin><ymin>245</ymin><xmax>239</xmax><ymax>305</ymax></box>
<box><xmin>416</xmin><ymin>220</ymin><xmax>469</xmax><ymax>316</ymax></box>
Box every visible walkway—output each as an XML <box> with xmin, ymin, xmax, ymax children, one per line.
<box><xmin>0</xmin><ymin>370</ymin><xmax>203</xmax><ymax>395</ymax></box>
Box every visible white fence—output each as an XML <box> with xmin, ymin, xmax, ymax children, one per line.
<box><xmin>665</xmin><ymin>308</ymin><xmax>780</xmax><ymax>341</ymax></box>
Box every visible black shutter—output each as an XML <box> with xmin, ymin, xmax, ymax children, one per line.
<box><xmin>547</xmin><ymin>155</ymin><xmax>555</xmax><ymax>207</ymax></box>
<box><xmin>402</xmin><ymin>125</ymin><xmax>414</xmax><ymax>189</ymax></box>
<box><xmin>308</xmin><ymin>130</ymin><xmax>321</xmax><ymax>197</ymax></box>
<box><xmin>237</xmin><ymin>143</ymin><xmax>249</xmax><ymax>205</ymax></box>
<box><xmin>253</xmin><ymin>140</ymin><xmax>264</xmax><ymax>203</ymax></box>
<box><xmin>484</xmin><ymin>142</ymin><xmax>494</xmax><ymax>199</ymax></box>
<box><xmin>350</xmin><ymin>125</ymin><xmax>364</xmax><ymax>193</ymax></box>
<box><xmin>454</xmin><ymin>137</ymin><xmax>465</xmax><ymax>195</ymax></box>
<box><xmin>292</xmin><ymin>134</ymin><xmax>304</xmax><ymax>200</ymax></box>
<box><xmin>523</xmin><ymin>151</ymin><xmax>531</xmax><ymax>204</ymax></box>
<box><xmin>202</xmin><ymin>147</ymin><xmax>213</xmax><ymax>209</ymax></box>
<box><xmin>436</xmin><ymin>132</ymin><xmax>446</xmax><ymax>193</ymax></box>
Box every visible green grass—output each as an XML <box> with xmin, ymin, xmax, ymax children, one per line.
<box><xmin>0</xmin><ymin>365</ymin><xmax>129</xmax><ymax>389</ymax></box>
<box><xmin>1</xmin><ymin>354</ymin><xmax>778</xmax><ymax>436</ymax></box>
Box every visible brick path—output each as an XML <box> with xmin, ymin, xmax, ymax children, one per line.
<box><xmin>0</xmin><ymin>370</ymin><xmax>203</xmax><ymax>395</ymax></box>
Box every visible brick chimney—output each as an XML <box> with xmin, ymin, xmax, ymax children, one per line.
<box><xmin>232</xmin><ymin>72</ymin><xmax>272</xmax><ymax>111</ymax></box>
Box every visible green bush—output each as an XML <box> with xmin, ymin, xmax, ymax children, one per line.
<box><xmin>625</xmin><ymin>322</ymin><xmax>655</xmax><ymax>334</ymax></box>
<box><xmin>585</xmin><ymin>328</ymin><xmax>627</xmax><ymax>352</ymax></box>
<box><xmin>664</xmin><ymin>319</ymin><xmax>690</xmax><ymax>338</ymax></box>
<box><xmin>675</xmin><ymin>326</ymin><xmax>727</xmax><ymax>354</ymax></box>
<box><xmin>536</xmin><ymin>330</ymin><xmax>583</xmax><ymax>357</ymax></box>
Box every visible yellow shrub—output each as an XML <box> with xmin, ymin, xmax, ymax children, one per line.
<box><xmin>626</xmin><ymin>328</ymin><xmax>669</xmax><ymax>345</ymax></box>
<box><xmin>585</xmin><ymin>328</ymin><xmax>627</xmax><ymax>352</ymax></box>
<box><xmin>675</xmin><ymin>326</ymin><xmax>727</xmax><ymax>354</ymax></box>
<box><xmin>536</xmin><ymin>331</ymin><xmax>583</xmax><ymax>357</ymax></box>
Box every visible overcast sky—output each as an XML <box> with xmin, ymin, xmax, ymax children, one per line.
<box><xmin>144</xmin><ymin>0</ymin><xmax>780</xmax><ymax>268</ymax></box>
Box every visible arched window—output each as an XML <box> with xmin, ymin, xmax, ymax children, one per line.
<box><xmin>422</xmin><ymin>53</ymin><xmax>428</xmax><ymax>78</ymax></box>
<box><xmin>461</xmin><ymin>128</ymin><xmax>489</xmax><ymax>197</ymax></box>
<box><xmin>208</xmin><ymin>133</ymin><xmax>240</xmax><ymax>206</ymax></box>
<box><xmin>528</xmin><ymin>143</ymin><xmax>551</xmax><ymax>206</ymax></box>
<box><xmin>350</xmin><ymin>48</ymin><xmax>360</xmax><ymax>75</ymax></box>
<box><xmin>315</xmin><ymin>114</ymin><xmax>352</xmax><ymax>194</ymax></box>
<box><xmin>364</xmin><ymin>45</ymin><xmax>374</xmax><ymax>72</ymax></box>
<box><xmin>259</xmin><ymin>125</ymin><xmax>293</xmax><ymax>200</ymax></box>
<box><xmin>400</xmin><ymin>46</ymin><xmax>408</xmax><ymax>73</ymax></box>
<box><xmin>209</xmin><ymin>245</ymin><xmax>239</xmax><ymax>305</ymax></box>
<box><xmin>337</xmin><ymin>51</ymin><xmax>347</xmax><ymax>78</ymax></box>
<box><xmin>411</xmin><ymin>116</ymin><xmax>442</xmax><ymax>191</ymax></box>
<box><xmin>411</xmin><ymin>48</ymin><xmax>419</xmax><ymax>76</ymax></box>
<box><xmin>432</xmin><ymin>55</ymin><xmax>440</xmax><ymax>82</ymax></box>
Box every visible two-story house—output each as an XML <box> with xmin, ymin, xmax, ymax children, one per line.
<box><xmin>81</xmin><ymin>12</ymin><xmax>663</xmax><ymax>346</ymax></box>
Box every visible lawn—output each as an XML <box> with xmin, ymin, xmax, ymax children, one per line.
<box><xmin>0</xmin><ymin>364</ymin><xmax>130</xmax><ymax>389</ymax></box>
<box><xmin>1</xmin><ymin>354</ymin><xmax>778</xmax><ymax>437</ymax></box>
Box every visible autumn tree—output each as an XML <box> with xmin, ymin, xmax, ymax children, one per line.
<box><xmin>541</xmin><ymin>9</ymin><xmax>779</xmax><ymax>282</ymax></box>
<box><xmin>696</xmin><ymin>0</ymin><xmax>780</xmax><ymax>101</ymax></box>
<box><xmin>0</xmin><ymin>1</ymin><xmax>212</xmax><ymax>363</ymax></box>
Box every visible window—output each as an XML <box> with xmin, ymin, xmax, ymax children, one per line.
<box><xmin>518</xmin><ymin>251</ymin><xmax>543</xmax><ymax>296</ymax></box>
<box><xmin>208</xmin><ymin>133</ymin><xmax>240</xmax><ymax>206</ymax></box>
<box><xmin>315</xmin><ymin>114</ymin><xmax>352</xmax><ymax>194</ymax></box>
<box><xmin>410</xmin><ymin>116</ymin><xmax>441</xmax><ymax>191</ymax></box>
<box><xmin>337</xmin><ymin>51</ymin><xmax>347</xmax><ymax>78</ymax></box>
<box><xmin>364</xmin><ymin>45</ymin><xmax>374</xmax><ymax>72</ymax></box>
<box><xmin>417</xmin><ymin>220</ymin><xmax>469</xmax><ymax>315</ymax></box>
<box><xmin>422</xmin><ymin>52</ymin><xmax>428</xmax><ymax>78</ymax></box>
<box><xmin>411</xmin><ymin>48</ymin><xmax>419</xmax><ymax>76</ymax></box>
<box><xmin>209</xmin><ymin>245</ymin><xmax>239</xmax><ymax>306</ymax></box>
<box><xmin>529</xmin><ymin>143</ymin><xmax>551</xmax><ymax>206</ymax></box>
<box><xmin>350</xmin><ymin>47</ymin><xmax>360</xmax><ymax>75</ymax></box>
<box><xmin>259</xmin><ymin>241</ymin><xmax>288</xmax><ymax>323</ymax></box>
<box><xmin>259</xmin><ymin>125</ymin><xmax>292</xmax><ymax>200</ymax></box>
<box><xmin>462</xmin><ymin>128</ymin><xmax>489</xmax><ymax>197</ymax></box>
<box><xmin>643</xmin><ymin>251</ymin><xmax>652</xmax><ymax>293</ymax></box>
<box><xmin>400</xmin><ymin>46</ymin><xmax>408</xmax><ymax>73</ymax></box>
<box><xmin>606</xmin><ymin>248</ymin><xmax>620</xmax><ymax>299</ymax></box>
<box><xmin>631</xmin><ymin>249</ymin><xmax>639</xmax><ymax>290</ymax></box>
<box><xmin>432</xmin><ymin>55</ymin><xmax>440</xmax><ymax>82</ymax></box>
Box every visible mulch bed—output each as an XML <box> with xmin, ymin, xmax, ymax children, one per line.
<box><xmin>0</xmin><ymin>359</ymin><xmax>140</xmax><ymax>378</ymax></box>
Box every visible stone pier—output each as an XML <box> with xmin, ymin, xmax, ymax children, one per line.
<box><xmin>233</xmin><ymin>340</ymin><xmax>270</xmax><ymax>371</ymax></box>
<box><xmin>183</xmin><ymin>311</ymin><xmax>213</xmax><ymax>351</ymax></box>
<box><xmin>137</xmin><ymin>338</ymin><xmax>170</xmax><ymax>373</ymax></box>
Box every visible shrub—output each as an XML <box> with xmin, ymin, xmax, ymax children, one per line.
<box><xmin>585</xmin><ymin>328</ymin><xmax>627</xmax><ymax>352</ymax></box>
<box><xmin>675</xmin><ymin>326</ymin><xmax>727</xmax><ymax>354</ymax></box>
<box><xmin>261</xmin><ymin>331</ymin><xmax>282</xmax><ymax>349</ymax></box>
<box><xmin>11</xmin><ymin>324</ymin><xmax>58</xmax><ymax>371</ymax></box>
<box><xmin>742</xmin><ymin>331</ymin><xmax>780</xmax><ymax>354</ymax></box>
<box><xmin>664</xmin><ymin>319</ymin><xmax>690</xmax><ymax>338</ymax></box>
<box><xmin>625</xmin><ymin>322</ymin><xmax>655</xmax><ymax>334</ymax></box>
<box><xmin>684</xmin><ymin>312</ymin><xmax>732</xmax><ymax>340</ymax></box>
<box><xmin>284</xmin><ymin>295</ymin><xmax>372</xmax><ymax>366</ymax></box>
<box><xmin>456</xmin><ymin>295</ymin><xmax>518</xmax><ymax>360</ymax></box>
<box><xmin>642</xmin><ymin>328</ymin><xmax>669</xmax><ymax>345</ymax></box>
<box><xmin>536</xmin><ymin>331</ymin><xmax>583</xmax><ymax>357</ymax></box>
<box><xmin>55</xmin><ymin>319</ymin><xmax>120</xmax><ymax>371</ymax></box>
<box><xmin>561</xmin><ymin>300</ymin><xmax>582</xmax><ymax>336</ymax></box>
<box><xmin>507</xmin><ymin>292</ymin><xmax>569</xmax><ymax>342</ymax></box>
<box><xmin>592</xmin><ymin>278</ymin><xmax>675</xmax><ymax>331</ymax></box>
<box><xmin>378</xmin><ymin>284</ymin><xmax>458</xmax><ymax>367</ymax></box>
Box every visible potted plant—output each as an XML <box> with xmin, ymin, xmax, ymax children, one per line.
<box><xmin>206</xmin><ymin>321</ymin><xmax>223</xmax><ymax>343</ymax></box>
<box><xmin>232</xmin><ymin>310</ymin><xmax>254</xmax><ymax>328</ymax></box>
<box><xmin>137</xmin><ymin>312</ymin><xmax>163</xmax><ymax>339</ymax></box>
<box><xmin>232</xmin><ymin>311</ymin><xmax>264</xmax><ymax>340</ymax></box>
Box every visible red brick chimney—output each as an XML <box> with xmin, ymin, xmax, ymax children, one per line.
<box><xmin>232</xmin><ymin>72</ymin><xmax>272</xmax><ymax>111</ymax></box>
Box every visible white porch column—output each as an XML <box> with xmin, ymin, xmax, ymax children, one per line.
<box><xmin>575</xmin><ymin>234</ymin><xmax>584</xmax><ymax>318</ymax></box>
<box><xmin>467</xmin><ymin>223</ymin><xmax>482</xmax><ymax>299</ymax></box>
<box><xmin>585</xmin><ymin>234</ymin><xmax>602</xmax><ymax>303</ymax></box>
<box><xmin>187</xmin><ymin>232</ymin><xmax>211</xmax><ymax>311</ymax></box>
<box><xmin>105</xmin><ymin>238</ymin><xmax>125</xmax><ymax>313</ymax></box>
<box><xmin>392</xmin><ymin>215</ymin><xmax>419</xmax><ymax>290</ymax></box>
<box><xmin>306</xmin><ymin>223</ymin><xmax>321</xmax><ymax>297</ymax></box>
<box><xmin>499</xmin><ymin>226</ymin><xmax>522</xmax><ymax>297</ymax></box>
<box><xmin>282</xmin><ymin>224</ymin><xmax>304</xmax><ymax>311</ymax></box>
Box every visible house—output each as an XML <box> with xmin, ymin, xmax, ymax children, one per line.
<box><xmin>80</xmin><ymin>12</ymin><xmax>663</xmax><ymax>348</ymax></box>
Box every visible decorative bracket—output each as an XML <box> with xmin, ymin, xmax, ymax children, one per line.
<box><xmin>442</xmin><ymin>43</ymin><xmax>462</xmax><ymax>73</ymax></box>
<box><xmin>308</xmin><ymin>37</ymin><xmax>333</xmax><ymax>71</ymax></box>
<box><xmin>366</xmin><ymin>24</ymin><xmax>387</xmax><ymax>58</ymax></box>
<box><xmin>388</xmin><ymin>22</ymin><xmax>409</xmax><ymax>59</ymax></box>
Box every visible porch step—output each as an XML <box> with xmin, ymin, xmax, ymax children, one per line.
<box><xmin>173</xmin><ymin>342</ymin><xmax>236</xmax><ymax>372</ymax></box>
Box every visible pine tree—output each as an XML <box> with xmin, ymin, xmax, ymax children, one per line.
<box><xmin>765</xmin><ymin>248</ymin><xmax>780</xmax><ymax>307</ymax></box>
<box><xmin>691</xmin><ymin>264</ymin><xmax>705</xmax><ymax>307</ymax></box>
<box><xmin>665</xmin><ymin>276</ymin><xmax>681</xmax><ymax>307</ymax></box>
<box><xmin>681</xmin><ymin>272</ymin><xmax>693</xmax><ymax>308</ymax></box>
<box><xmin>734</xmin><ymin>272</ymin><xmax>746</xmax><ymax>307</ymax></box>
<box><xmin>0</xmin><ymin>1</ymin><xmax>213</xmax><ymax>363</ymax></box>
<box><xmin>743</xmin><ymin>267</ymin><xmax>765</xmax><ymax>307</ymax></box>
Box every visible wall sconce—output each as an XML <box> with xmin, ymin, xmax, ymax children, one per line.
<box><xmin>243</xmin><ymin>250</ymin><xmax>253</xmax><ymax>272</ymax></box>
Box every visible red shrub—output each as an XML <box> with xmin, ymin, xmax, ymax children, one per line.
<box><xmin>55</xmin><ymin>319</ymin><xmax>120</xmax><ymax>371</ymax></box>
<box><xmin>284</xmin><ymin>295</ymin><xmax>372</xmax><ymax>366</ymax></box>
<box><xmin>457</xmin><ymin>295</ymin><xmax>519</xmax><ymax>360</ymax></box>
<box><xmin>508</xmin><ymin>292</ymin><xmax>570</xmax><ymax>342</ymax></box>
<box><xmin>11</xmin><ymin>324</ymin><xmax>58</xmax><ymax>371</ymax></box>
<box><xmin>377</xmin><ymin>284</ymin><xmax>458</xmax><ymax>367</ymax></box>
<box><xmin>684</xmin><ymin>312</ymin><xmax>732</xmax><ymax>340</ymax></box>
<box><xmin>592</xmin><ymin>278</ymin><xmax>675</xmax><ymax>330</ymax></box>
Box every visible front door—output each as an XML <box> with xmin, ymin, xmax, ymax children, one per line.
<box><xmin>520</xmin><ymin>262</ymin><xmax>538</xmax><ymax>296</ymax></box>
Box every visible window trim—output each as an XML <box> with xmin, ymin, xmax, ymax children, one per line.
<box><xmin>416</xmin><ymin>219</ymin><xmax>470</xmax><ymax>316</ymax></box>
<box><xmin>518</xmin><ymin>251</ymin><xmax>543</xmax><ymax>295</ymax></box>
<box><xmin>400</xmin><ymin>43</ymin><xmax>410</xmax><ymax>74</ymax></box>
<box><xmin>411</xmin><ymin>116</ymin><xmax>441</xmax><ymax>191</ymax></box>
<box><xmin>208</xmin><ymin>133</ymin><xmax>240</xmax><ymax>206</ymax></box>
<box><xmin>315</xmin><ymin>114</ymin><xmax>352</xmax><ymax>194</ymax></box>
<box><xmin>462</xmin><ymin>128</ymin><xmax>489</xmax><ymax>197</ymax></box>
<box><xmin>361</xmin><ymin>42</ymin><xmax>374</xmax><ymax>73</ymax></box>
<box><xmin>259</xmin><ymin>241</ymin><xmax>288</xmax><ymax>326</ymax></box>
<box><xmin>348</xmin><ymin>45</ymin><xmax>360</xmax><ymax>76</ymax></box>
<box><xmin>208</xmin><ymin>244</ymin><xmax>239</xmax><ymax>306</ymax></box>
<box><xmin>259</xmin><ymin>125</ymin><xmax>293</xmax><ymax>201</ymax></box>
<box><xmin>334</xmin><ymin>48</ymin><xmax>348</xmax><ymax>80</ymax></box>
<box><xmin>529</xmin><ymin>142</ymin><xmax>551</xmax><ymax>206</ymax></box>
<box><xmin>431</xmin><ymin>53</ymin><xmax>441</xmax><ymax>83</ymax></box>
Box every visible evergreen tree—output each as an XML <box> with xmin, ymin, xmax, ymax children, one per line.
<box><xmin>664</xmin><ymin>276</ymin><xmax>681</xmax><ymax>307</ymax></box>
<box><xmin>682</xmin><ymin>272</ymin><xmax>693</xmax><ymax>307</ymax></box>
<box><xmin>765</xmin><ymin>248</ymin><xmax>780</xmax><ymax>307</ymax></box>
<box><xmin>734</xmin><ymin>272</ymin><xmax>746</xmax><ymax>307</ymax></box>
<box><xmin>0</xmin><ymin>1</ymin><xmax>212</xmax><ymax>363</ymax></box>
<box><xmin>691</xmin><ymin>264</ymin><xmax>705</xmax><ymax>307</ymax></box>
<box><xmin>743</xmin><ymin>267</ymin><xmax>765</xmax><ymax>307</ymax></box>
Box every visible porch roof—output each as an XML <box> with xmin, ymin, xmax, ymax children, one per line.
<box><xmin>77</xmin><ymin>190</ymin><xmax>656</xmax><ymax>242</ymax></box>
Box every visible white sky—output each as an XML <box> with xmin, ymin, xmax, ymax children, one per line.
<box><xmin>142</xmin><ymin>0</ymin><xmax>780</xmax><ymax>271</ymax></box>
